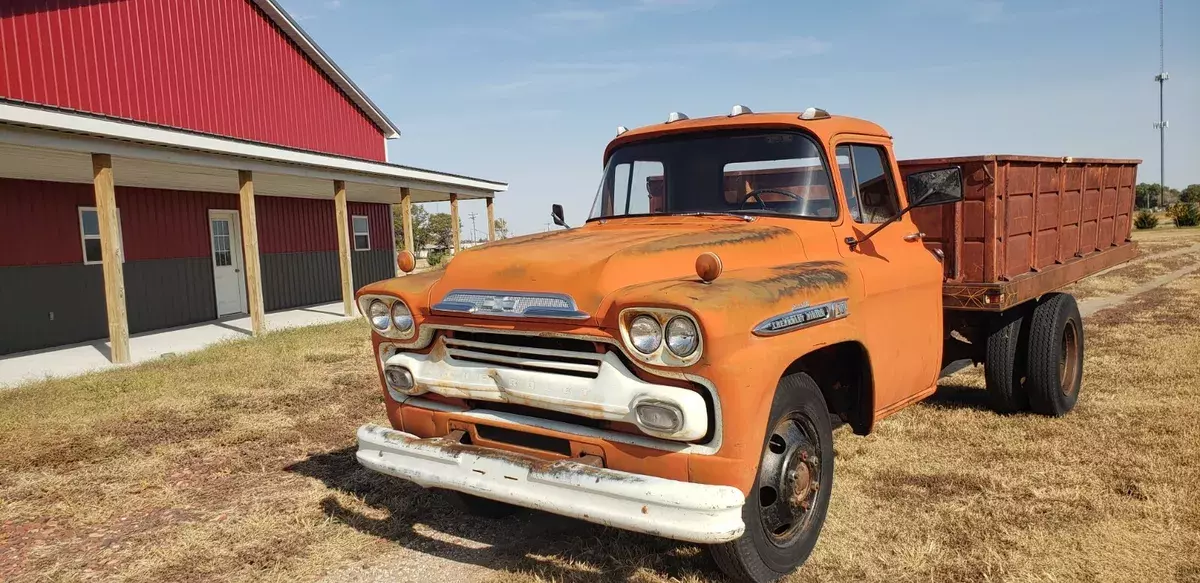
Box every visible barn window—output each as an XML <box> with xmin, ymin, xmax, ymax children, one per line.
<box><xmin>79</xmin><ymin>207</ymin><xmax>124</xmax><ymax>265</ymax></box>
<box><xmin>352</xmin><ymin>215</ymin><xmax>370</xmax><ymax>251</ymax></box>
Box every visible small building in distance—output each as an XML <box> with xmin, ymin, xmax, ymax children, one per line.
<box><xmin>0</xmin><ymin>0</ymin><xmax>506</xmax><ymax>360</ymax></box>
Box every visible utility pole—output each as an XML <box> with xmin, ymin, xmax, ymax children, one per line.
<box><xmin>467</xmin><ymin>211</ymin><xmax>478</xmax><ymax>244</ymax></box>
<box><xmin>544</xmin><ymin>222</ymin><xmax>551</xmax><ymax>232</ymax></box>
<box><xmin>1153</xmin><ymin>0</ymin><xmax>1169</xmax><ymax>209</ymax></box>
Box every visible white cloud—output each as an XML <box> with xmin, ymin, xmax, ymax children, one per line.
<box><xmin>324</xmin><ymin>0</ymin><xmax>343</xmax><ymax>9</ymax></box>
<box><xmin>482</xmin><ymin>62</ymin><xmax>645</xmax><ymax>97</ymax></box>
<box><xmin>533</xmin><ymin>0</ymin><xmax>716</xmax><ymax>28</ymax></box>
<box><xmin>671</xmin><ymin>37</ymin><xmax>831</xmax><ymax>60</ymax></box>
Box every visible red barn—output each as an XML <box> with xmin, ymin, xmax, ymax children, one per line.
<box><xmin>0</xmin><ymin>0</ymin><xmax>506</xmax><ymax>360</ymax></box>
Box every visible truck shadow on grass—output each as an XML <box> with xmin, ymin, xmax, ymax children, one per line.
<box><xmin>924</xmin><ymin>383</ymin><xmax>994</xmax><ymax>412</ymax></box>
<box><xmin>286</xmin><ymin>447</ymin><xmax>725</xmax><ymax>582</ymax></box>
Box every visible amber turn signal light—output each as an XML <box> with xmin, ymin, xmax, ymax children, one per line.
<box><xmin>397</xmin><ymin>250</ymin><xmax>416</xmax><ymax>273</ymax></box>
<box><xmin>695</xmin><ymin>252</ymin><xmax>722</xmax><ymax>283</ymax></box>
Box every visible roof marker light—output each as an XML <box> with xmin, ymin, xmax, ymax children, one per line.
<box><xmin>729</xmin><ymin>104</ymin><xmax>753</xmax><ymax>117</ymax></box>
<box><xmin>666</xmin><ymin>111</ymin><xmax>689</xmax><ymax>123</ymax></box>
<box><xmin>616</xmin><ymin>125</ymin><xmax>629</xmax><ymax>136</ymax></box>
<box><xmin>799</xmin><ymin>107</ymin><xmax>831</xmax><ymax>120</ymax></box>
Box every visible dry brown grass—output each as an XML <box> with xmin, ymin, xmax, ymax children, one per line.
<box><xmin>2</xmin><ymin>232</ymin><xmax>1199</xmax><ymax>583</ymax></box>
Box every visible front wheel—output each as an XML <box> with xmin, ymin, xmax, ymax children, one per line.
<box><xmin>708</xmin><ymin>373</ymin><xmax>834</xmax><ymax>583</ymax></box>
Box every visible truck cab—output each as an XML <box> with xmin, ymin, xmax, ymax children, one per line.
<box><xmin>353</xmin><ymin>106</ymin><xmax>1112</xmax><ymax>583</ymax></box>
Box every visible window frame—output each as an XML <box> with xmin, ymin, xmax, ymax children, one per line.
<box><xmin>838</xmin><ymin>143</ymin><xmax>901</xmax><ymax>225</ymax></box>
<box><xmin>351</xmin><ymin>215</ymin><xmax>371</xmax><ymax>251</ymax></box>
<box><xmin>78</xmin><ymin>206</ymin><xmax>124</xmax><ymax>265</ymax></box>
<box><xmin>588</xmin><ymin>129</ymin><xmax>838</xmax><ymax>223</ymax></box>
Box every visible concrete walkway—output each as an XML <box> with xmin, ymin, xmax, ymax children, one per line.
<box><xmin>0</xmin><ymin>302</ymin><xmax>357</xmax><ymax>389</ymax></box>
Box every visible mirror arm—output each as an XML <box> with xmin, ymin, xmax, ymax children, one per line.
<box><xmin>844</xmin><ymin>202</ymin><xmax>917</xmax><ymax>250</ymax></box>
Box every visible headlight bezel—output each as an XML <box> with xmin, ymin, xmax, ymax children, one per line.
<box><xmin>358</xmin><ymin>294</ymin><xmax>417</xmax><ymax>340</ymax></box>
<box><xmin>618</xmin><ymin>307</ymin><xmax>703</xmax><ymax>367</ymax></box>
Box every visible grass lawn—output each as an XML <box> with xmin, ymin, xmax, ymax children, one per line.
<box><xmin>1</xmin><ymin>229</ymin><xmax>1198</xmax><ymax>583</ymax></box>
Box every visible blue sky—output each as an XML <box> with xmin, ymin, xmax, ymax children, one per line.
<box><xmin>280</xmin><ymin>0</ymin><xmax>1199</xmax><ymax>236</ymax></box>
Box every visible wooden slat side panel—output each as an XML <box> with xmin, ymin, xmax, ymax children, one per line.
<box><xmin>1003</xmin><ymin>162</ymin><xmax>1036</xmax><ymax>280</ymax></box>
<box><xmin>1059</xmin><ymin>165</ymin><xmax>1084</xmax><ymax>261</ymax></box>
<box><xmin>1034</xmin><ymin>164</ymin><xmax>1060</xmax><ymax>270</ymax></box>
<box><xmin>1079</xmin><ymin>165</ymin><xmax>1103</xmax><ymax>254</ymax></box>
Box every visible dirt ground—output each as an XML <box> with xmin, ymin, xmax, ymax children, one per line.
<box><xmin>1</xmin><ymin>228</ymin><xmax>1198</xmax><ymax>583</ymax></box>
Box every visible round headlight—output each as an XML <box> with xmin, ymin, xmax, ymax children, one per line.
<box><xmin>629</xmin><ymin>315</ymin><xmax>662</xmax><ymax>354</ymax></box>
<box><xmin>390</xmin><ymin>301</ymin><xmax>414</xmax><ymax>333</ymax></box>
<box><xmin>665</xmin><ymin>316</ymin><xmax>699</xmax><ymax>357</ymax></box>
<box><xmin>368</xmin><ymin>300</ymin><xmax>390</xmax><ymax>331</ymax></box>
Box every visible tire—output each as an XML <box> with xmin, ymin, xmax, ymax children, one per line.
<box><xmin>708</xmin><ymin>373</ymin><xmax>834</xmax><ymax>583</ymax></box>
<box><xmin>1025</xmin><ymin>293</ymin><xmax>1084</xmax><ymax>416</ymax></box>
<box><xmin>984</xmin><ymin>308</ymin><xmax>1029</xmax><ymax>413</ymax></box>
<box><xmin>441</xmin><ymin>490</ymin><xmax>519</xmax><ymax>519</ymax></box>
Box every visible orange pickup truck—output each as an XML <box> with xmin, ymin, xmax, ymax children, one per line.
<box><xmin>353</xmin><ymin>107</ymin><xmax>1139</xmax><ymax>582</ymax></box>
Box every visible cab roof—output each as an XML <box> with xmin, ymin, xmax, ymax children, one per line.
<box><xmin>604</xmin><ymin>112</ymin><xmax>891</xmax><ymax>162</ymax></box>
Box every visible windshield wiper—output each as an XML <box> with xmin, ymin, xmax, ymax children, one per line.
<box><xmin>674</xmin><ymin>211</ymin><xmax>755</xmax><ymax>222</ymax></box>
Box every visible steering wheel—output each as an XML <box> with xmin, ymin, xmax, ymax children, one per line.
<box><xmin>738</xmin><ymin>188</ymin><xmax>801</xmax><ymax>210</ymax></box>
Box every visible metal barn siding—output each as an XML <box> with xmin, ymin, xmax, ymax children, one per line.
<box><xmin>0</xmin><ymin>178</ymin><xmax>95</xmax><ymax>266</ymax></box>
<box><xmin>0</xmin><ymin>0</ymin><xmax>386</xmax><ymax>161</ymax></box>
<box><xmin>347</xmin><ymin>201</ymin><xmax>393</xmax><ymax>251</ymax></box>
<box><xmin>119</xmin><ymin>188</ymin><xmax>239</xmax><ymax>260</ymax></box>
<box><xmin>255</xmin><ymin>196</ymin><xmax>338</xmax><ymax>253</ymax></box>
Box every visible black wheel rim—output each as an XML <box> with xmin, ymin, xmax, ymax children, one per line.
<box><xmin>1060</xmin><ymin>319</ymin><xmax>1080</xmax><ymax>395</ymax></box>
<box><xmin>757</xmin><ymin>412</ymin><xmax>822</xmax><ymax>546</ymax></box>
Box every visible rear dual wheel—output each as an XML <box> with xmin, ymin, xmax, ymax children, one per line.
<box><xmin>709</xmin><ymin>373</ymin><xmax>834</xmax><ymax>583</ymax></box>
<box><xmin>984</xmin><ymin>293</ymin><xmax>1083</xmax><ymax>416</ymax></box>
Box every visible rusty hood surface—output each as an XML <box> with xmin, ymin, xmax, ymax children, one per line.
<box><xmin>424</xmin><ymin>217</ymin><xmax>808</xmax><ymax>316</ymax></box>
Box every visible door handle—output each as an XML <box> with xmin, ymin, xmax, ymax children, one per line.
<box><xmin>903</xmin><ymin>232</ymin><xmax>925</xmax><ymax>242</ymax></box>
<box><xmin>235</xmin><ymin>269</ymin><xmax>241</xmax><ymax>273</ymax></box>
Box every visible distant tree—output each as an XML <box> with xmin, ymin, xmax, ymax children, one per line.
<box><xmin>427</xmin><ymin>212</ymin><xmax>461</xmax><ymax>251</ymax></box>
<box><xmin>1182</xmin><ymin>184</ymin><xmax>1200</xmax><ymax>204</ymax></box>
<box><xmin>1136</xmin><ymin>183</ymin><xmax>1160</xmax><ymax>208</ymax></box>
<box><xmin>393</xmin><ymin>204</ymin><xmax>433</xmax><ymax>251</ymax></box>
<box><xmin>1136</xmin><ymin>182</ymin><xmax>1181</xmax><ymax>208</ymax></box>
<box><xmin>493</xmin><ymin>218</ymin><xmax>510</xmax><ymax>239</ymax></box>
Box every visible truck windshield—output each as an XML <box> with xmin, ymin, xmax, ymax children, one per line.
<box><xmin>589</xmin><ymin>131</ymin><xmax>836</xmax><ymax>221</ymax></box>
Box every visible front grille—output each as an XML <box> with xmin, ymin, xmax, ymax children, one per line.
<box><xmin>443</xmin><ymin>331</ymin><xmax>604</xmax><ymax>379</ymax></box>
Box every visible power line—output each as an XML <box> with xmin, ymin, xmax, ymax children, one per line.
<box><xmin>467</xmin><ymin>211</ymin><xmax>478</xmax><ymax>243</ymax></box>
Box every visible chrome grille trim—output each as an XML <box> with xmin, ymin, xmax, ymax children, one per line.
<box><xmin>432</xmin><ymin>289</ymin><xmax>589</xmax><ymax>320</ymax></box>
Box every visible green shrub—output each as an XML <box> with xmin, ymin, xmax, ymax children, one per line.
<box><xmin>1133</xmin><ymin>209</ymin><xmax>1160</xmax><ymax>230</ymax></box>
<box><xmin>426</xmin><ymin>249</ymin><xmax>449</xmax><ymax>266</ymax></box>
<box><xmin>1167</xmin><ymin>203</ymin><xmax>1200</xmax><ymax>227</ymax></box>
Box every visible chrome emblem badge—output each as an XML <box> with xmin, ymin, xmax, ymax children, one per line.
<box><xmin>753</xmin><ymin>299</ymin><xmax>849</xmax><ymax>337</ymax></box>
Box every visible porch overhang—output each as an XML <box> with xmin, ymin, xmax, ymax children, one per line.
<box><xmin>0</xmin><ymin>100</ymin><xmax>506</xmax><ymax>202</ymax></box>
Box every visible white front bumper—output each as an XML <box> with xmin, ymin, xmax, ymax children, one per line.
<box><xmin>355</xmin><ymin>424</ymin><xmax>746</xmax><ymax>544</ymax></box>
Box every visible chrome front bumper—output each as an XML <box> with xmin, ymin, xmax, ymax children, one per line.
<box><xmin>355</xmin><ymin>424</ymin><xmax>746</xmax><ymax>543</ymax></box>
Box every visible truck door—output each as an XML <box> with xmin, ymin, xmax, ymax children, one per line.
<box><xmin>833</xmin><ymin>141</ymin><xmax>944</xmax><ymax>415</ymax></box>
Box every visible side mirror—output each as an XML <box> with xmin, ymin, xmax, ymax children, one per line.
<box><xmin>551</xmin><ymin>204</ymin><xmax>569</xmax><ymax>228</ymax></box>
<box><xmin>906</xmin><ymin>167</ymin><xmax>963</xmax><ymax>208</ymax></box>
<box><xmin>845</xmin><ymin>165</ymin><xmax>964</xmax><ymax>251</ymax></box>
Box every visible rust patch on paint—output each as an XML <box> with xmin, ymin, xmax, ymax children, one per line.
<box><xmin>624</xmin><ymin>226</ymin><xmax>791</xmax><ymax>254</ymax></box>
<box><xmin>660</xmin><ymin>260</ymin><xmax>849</xmax><ymax>306</ymax></box>
<box><xmin>753</xmin><ymin>261</ymin><xmax>849</xmax><ymax>297</ymax></box>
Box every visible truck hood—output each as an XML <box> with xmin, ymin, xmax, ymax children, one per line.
<box><xmin>428</xmin><ymin>218</ymin><xmax>807</xmax><ymax>316</ymax></box>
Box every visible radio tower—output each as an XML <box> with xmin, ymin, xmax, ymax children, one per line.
<box><xmin>1153</xmin><ymin>0</ymin><xmax>1169</xmax><ymax>208</ymax></box>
